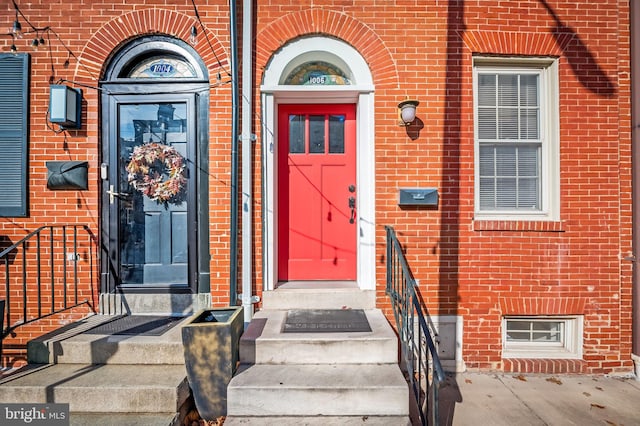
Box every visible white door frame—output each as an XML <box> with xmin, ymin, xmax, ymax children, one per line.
<box><xmin>260</xmin><ymin>37</ymin><xmax>376</xmax><ymax>291</ymax></box>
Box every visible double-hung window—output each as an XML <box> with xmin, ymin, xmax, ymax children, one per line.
<box><xmin>474</xmin><ymin>57</ymin><xmax>559</xmax><ymax>221</ymax></box>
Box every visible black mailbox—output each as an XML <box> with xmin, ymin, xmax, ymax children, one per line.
<box><xmin>398</xmin><ymin>188</ymin><xmax>438</xmax><ymax>207</ymax></box>
<box><xmin>46</xmin><ymin>161</ymin><xmax>89</xmax><ymax>190</ymax></box>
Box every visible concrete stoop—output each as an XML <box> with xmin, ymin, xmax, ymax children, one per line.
<box><xmin>224</xmin><ymin>416</ymin><xmax>412</xmax><ymax>425</ymax></box>
<box><xmin>225</xmin><ymin>284</ymin><xmax>410</xmax><ymax>424</ymax></box>
<box><xmin>27</xmin><ymin>314</ymin><xmax>187</xmax><ymax>365</ymax></box>
<box><xmin>0</xmin><ymin>315</ymin><xmax>192</xmax><ymax>425</ymax></box>
<box><xmin>227</xmin><ymin>364</ymin><xmax>409</xmax><ymax>416</ymax></box>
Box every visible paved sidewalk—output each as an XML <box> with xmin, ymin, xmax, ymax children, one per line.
<box><xmin>440</xmin><ymin>372</ymin><xmax>640</xmax><ymax>426</ymax></box>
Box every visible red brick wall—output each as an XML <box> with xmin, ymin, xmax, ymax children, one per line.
<box><xmin>0</xmin><ymin>2</ymin><xmax>235</xmax><ymax>366</ymax></box>
<box><xmin>253</xmin><ymin>0</ymin><xmax>632</xmax><ymax>374</ymax></box>
<box><xmin>0</xmin><ymin>0</ymin><xmax>632</xmax><ymax>374</ymax></box>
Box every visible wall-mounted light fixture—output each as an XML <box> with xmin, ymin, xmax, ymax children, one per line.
<box><xmin>49</xmin><ymin>84</ymin><xmax>82</xmax><ymax>130</ymax></box>
<box><xmin>398</xmin><ymin>99</ymin><xmax>419</xmax><ymax>126</ymax></box>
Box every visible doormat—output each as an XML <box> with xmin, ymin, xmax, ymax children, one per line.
<box><xmin>84</xmin><ymin>315</ymin><xmax>184</xmax><ymax>336</ymax></box>
<box><xmin>282</xmin><ymin>309</ymin><xmax>372</xmax><ymax>333</ymax></box>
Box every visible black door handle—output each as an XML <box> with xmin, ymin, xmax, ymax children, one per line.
<box><xmin>348</xmin><ymin>196</ymin><xmax>356</xmax><ymax>224</ymax></box>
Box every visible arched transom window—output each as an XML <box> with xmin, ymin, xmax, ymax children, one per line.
<box><xmin>284</xmin><ymin>61</ymin><xmax>351</xmax><ymax>86</ymax></box>
<box><xmin>127</xmin><ymin>55</ymin><xmax>198</xmax><ymax>79</ymax></box>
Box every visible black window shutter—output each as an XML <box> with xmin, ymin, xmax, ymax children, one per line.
<box><xmin>0</xmin><ymin>53</ymin><xmax>29</xmax><ymax>217</ymax></box>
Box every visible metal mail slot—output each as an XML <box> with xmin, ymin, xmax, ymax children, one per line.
<box><xmin>398</xmin><ymin>188</ymin><xmax>438</xmax><ymax>206</ymax></box>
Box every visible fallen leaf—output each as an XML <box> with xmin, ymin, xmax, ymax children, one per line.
<box><xmin>605</xmin><ymin>420</ymin><xmax>618</xmax><ymax>426</ymax></box>
<box><xmin>546</xmin><ymin>377</ymin><xmax>562</xmax><ymax>385</ymax></box>
<box><xmin>465</xmin><ymin>378</ymin><xmax>473</xmax><ymax>384</ymax></box>
<box><xmin>596</xmin><ymin>386</ymin><xmax>604</xmax><ymax>391</ymax></box>
<box><xmin>591</xmin><ymin>403</ymin><xmax>606</xmax><ymax>410</ymax></box>
<box><xmin>583</xmin><ymin>392</ymin><xmax>591</xmax><ymax>397</ymax></box>
<box><xmin>513</xmin><ymin>374</ymin><xmax>527</xmax><ymax>381</ymax></box>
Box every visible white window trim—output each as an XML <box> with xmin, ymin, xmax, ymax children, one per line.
<box><xmin>473</xmin><ymin>56</ymin><xmax>560</xmax><ymax>221</ymax></box>
<box><xmin>502</xmin><ymin>316</ymin><xmax>583</xmax><ymax>359</ymax></box>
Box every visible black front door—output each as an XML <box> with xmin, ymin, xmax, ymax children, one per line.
<box><xmin>104</xmin><ymin>94</ymin><xmax>197</xmax><ymax>290</ymax></box>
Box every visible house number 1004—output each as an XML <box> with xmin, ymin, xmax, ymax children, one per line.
<box><xmin>150</xmin><ymin>63</ymin><xmax>175</xmax><ymax>74</ymax></box>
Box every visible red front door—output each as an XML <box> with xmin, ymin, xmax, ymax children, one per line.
<box><xmin>278</xmin><ymin>104</ymin><xmax>357</xmax><ymax>281</ymax></box>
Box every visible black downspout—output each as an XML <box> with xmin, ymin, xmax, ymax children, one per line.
<box><xmin>229</xmin><ymin>0</ymin><xmax>239</xmax><ymax>306</ymax></box>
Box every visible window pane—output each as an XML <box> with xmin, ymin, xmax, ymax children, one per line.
<box><xmin>479</xmin><ymin>145</ymin><xmax>495</xmax><ymax>176</ymax></box>
<box><xmin>508</xmin><ymin>321</ymin><xmax>530</xmax><ymax>331</ymax></box>
<box><xmin>479</xmin><ymin>145</ymin><xmax>496</xmax><ymax>209</ymax></box>
<box><xmin>518</xmin><ymin>145</ymin><xmax>540</xmax><ymax>209</ymax></box>
<box><xmin>479</xmin><ymin>178</ymin><xmax>496</xmax><ymax>210</ymax></box>
<box><xmin>518</xmin><ymin>178</ymin><xmax>540</xmax><ymax>209</ymax></box>
<box><xmin>498</xmin><ymin>107</ymin><xmax>518</xmax><ymax>139</ymax></box>
<box><xmin>478</xmin><ymin>108</ymin><xmax>497</xmax><ymax>139</ymax></box>
<box><xmin>496</xmin><ymin>146</ymin><xmax>517</xmax><ymax>176</ymax></box>
<box><xmin>329</xmin><ymin>115</ymin><xmax>345</xmax><ymax>153</ymax></box>
<box><xmin>309</xmin><ymin>115</ymin><xmax>325</xmax><ymax>154</ymax></box>
<box><xmin>478</xmin><ymin>74</ymin><xmax>496</xmax><ymax>106</ymax></box>
<box><xmin>289</xmin><ymin>115</ymin><xmax>305</xmax><ymax>153</ymax></box>
<box><xmin>495</xmin><ymin>146</ymin><xmax>517</xmax><ymax>209</ymax></box>
<box><xmin>531</xmin><ymin>332</ymin><xmax>558</xmax><ymax>342</ymax></box>
<box><xmin>520</xmin><ymin>109</ymin><xmax>539</xmax><ymax>139</ymax></box>
<box><xmin>518</xmin><ymin>145</ymin><xmax>539</xmax><ymax>176</ymax></box>
<box><xmin>533</xmin><ymin>321</ymin><xmax>561</xmax><ymax>331</ymax></box>
<box><xmin>498</xmin><ymin>74</ymin><xmax>518</xmax><ymax>107</ymax></box>
<box><xmin>496</xmin><ymin>178</ymin><xmax>517</xmax><ymax>209</ymax></box>
<box><xmin>507</xmin><ymin>332</ymin><xmax>530</xmax><ymax>341</ymax></box>
<box><xmin>520</xmin><ymin>75</ymin><xmax>539</xmax><ymax>107</ymax></box>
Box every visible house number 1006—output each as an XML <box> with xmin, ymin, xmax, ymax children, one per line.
<box><xmin>308</xmin><ymin>75</ymin><xmax>327</xmax><ymax>84</ymax></box>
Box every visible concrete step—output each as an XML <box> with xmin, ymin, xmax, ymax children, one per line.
<box><xmin>0</xmin><ymin>363</ymin><xmax>190</xmax><ymax>414</ymax></box>
<box><xmin>240</xmin><ymin>309</ymin><xmax>398</xmax><ymax>364</ymax></box>
<box><xmin>28</xmin><ymin>315</ymin><xmax>188</xmax><ymax>365</ymax></box>
<box><xmin>262</xmin><ymin>282</ymin><xmax>375</xmax><ymax>310</ymax></box>
<box><xmin>69</xmin><ymin>412</ymin><xmax>180</xmax><ymax>426</ymax></box>
<box><xmin>224</xmin><ymin>416</ymin><xmax>411</xmax><ymax>425</ymax></box>
<box><xmin>226</xmin><ymin>364</ymin><xmax>409</xmax><ymax>417</ymax></box>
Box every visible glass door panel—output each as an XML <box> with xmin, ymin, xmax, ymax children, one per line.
<box><xmin>117</xmin><ymin>102</ymin><xmax>189</xmax><ymax>285</ymax></box>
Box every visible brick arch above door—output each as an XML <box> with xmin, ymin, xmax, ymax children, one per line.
<box><xmin>72</xmin><ymin>9</ymin><xmax>228</xmax><ymax>84</ymax></box>
<box><xmin>255</xmin><ymin>8</ymin><xmax>399</xmax><ymax>89</ymax></box>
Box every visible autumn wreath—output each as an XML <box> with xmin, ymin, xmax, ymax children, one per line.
<box><xmin>126</xmin><ymin>142</ymin><xmax>186</xmax><ymax>203</ymax></box>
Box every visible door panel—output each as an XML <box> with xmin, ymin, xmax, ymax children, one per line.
<box><xmin>110</xmin><ymin>98</ymin><xmax>194</xmax><ymax>288</ymax></box>
<box><xmin>278</xmin><ymin>104</ymin><xmax>357</xmax><ymax>281</ymax></box>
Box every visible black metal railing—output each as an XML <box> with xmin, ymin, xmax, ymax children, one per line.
<box><xmin>0</xmin><ymin>225</ymin><xmax>96</xmax><ymax>361</ymax></box>
<box><xmin>385</xmin><ymin>225</ymin><xmax>446</xmax><ymax>426</ymax></box>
